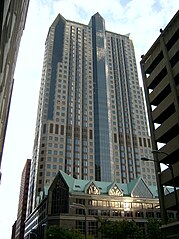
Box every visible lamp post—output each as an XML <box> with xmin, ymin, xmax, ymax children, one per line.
<box><xmin>141</xmin><ymin>150</ymin><xmax>178</xmax><ymax>221</ymax></box>
<box><xmin>70</xmin><ymin>202</ymin><xmax>87</xmax><ymax>239</ymax></box>
<box><xmin>151</xmin><ymin>150</ymin><xmax>178</xmax><ymax>212</ymax></box>
<box><xmin>141</xmin><ymin>154</ymin><xmax>168</xmax><ymax>225</ymax></box>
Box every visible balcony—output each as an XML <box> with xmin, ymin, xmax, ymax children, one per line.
<box><xmin>164</xmin><ymin>190</ymin><xmax>179</xmax><ymax>210</ymax></box>
<box><xmin>154</xmin><ymin>112</ymin><xmax>178</xmax><ymax>143</ymax></box>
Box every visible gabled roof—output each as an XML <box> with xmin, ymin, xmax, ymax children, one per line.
<box><xmin>84</xmin><ymin>180</ymin><xmax>95</xmax><ymax>193</ymax></box>
<box><xmin>37</xmin><ymin>171</ymin><xmax>158</xmax><ymax>200</ymax></box>
<box><xmin>130</xmin><ymin>177</ymin><xmax>153</xmax><ymax>198</ymax></box>
<box><xmin>60</xmin><ymin>170</ymin><xmax>75</xmax><ymax>192</ymax></box>
<box><xmin>107</xmin><ymin>182</ymin><xmax>124</xmax><ymax>196</ymax></box>
<box><xmin>84</xmin><ymin>180</ymin><xmax>100</xmax><ymax>195</ymax></box>
<box><xmin>149</xmin><ymin>185</ymin><xmax>158</xmax><ymax>198</ymax></box>
<box><xmin>72</xmin><ymin>179</ymin><xmax>88</xmax><ymax>192</ymax></box>
<box><xmin>59</xmin><ymin>171</ymin><xmax>157</xmax><ymax>198</ymax></box>
<box><xmin>127</xmin><ymin>177</ymin><xmax>141</xmax><ymax>194</ymax></box>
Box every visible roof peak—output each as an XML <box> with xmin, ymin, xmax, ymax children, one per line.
<box><xmin>92</xmin><ymin>12</ymin><xmax>103</xmax><ymax>18</ymax></box>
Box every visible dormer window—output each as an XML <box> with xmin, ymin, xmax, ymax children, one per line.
<box><xmin>87</xmin><ymin>182</ymin><xmax>100</xmax><ymax>195</ymax></box>
<box><xmin>108</xmin><ymin>185</ymin><xmax>123</xmax><ymax>196</ymax></box>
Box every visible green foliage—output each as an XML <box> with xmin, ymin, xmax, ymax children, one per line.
<box><xmin>146</xmin><ymin>218</ymin><xmax>162</xmax><ymax>239</ymax></box>
<box><xmin>86</xmin><ymin>235</ymin><xmax>95</xmax><ymax>239</ymax></box>
<box><xmin>45</xmin><ymin>218</ymin><xmax>162</xmax><ymax>239</ymax></box>
<box><xmin>46</xmin><ymin>225</ymin><xmax>84</xmax><ymax>239</ymax></box>
<box><xmin>99</xmin><ymin>218</ymin><xmax>143</xmax><ymax>239</ymax></box>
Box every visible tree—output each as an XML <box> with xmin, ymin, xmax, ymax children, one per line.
<box><xmin>146</xmin><ymin>218</ymin><xmax>162</xmax><ymax>239</ymax></box>
<box><xmin>99</xmin><ymin>218</ymin><xmax>143</xmax><ymax>239</ymax></box>
<box><xmin>46</xmin><ymin>225</ymin><xmax>84</xmax><ymax>239</ymax></box>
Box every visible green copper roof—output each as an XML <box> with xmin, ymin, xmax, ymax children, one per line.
<box><xmin>37</xmin><ymin>171</ymin><xmax>159</xmax><ymax>206</ymax></box>
<box><xmin>59</xmin><ymin>170</ymin><xmax>75</xmax><ymax>192</ymax></box>
<box><xmin>127</xmin><ymin>177</ymin><xmax>141</xmax><ymax>194</ymax></box>
<box><xmin>58</xmin><ymin>170</ymin><xmax>158</xmax><ymax>198</ymax></box>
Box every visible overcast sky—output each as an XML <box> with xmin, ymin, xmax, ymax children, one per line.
<box><xmin>0</xmin><ymin>0</ymin><xmax>178</xmax><ymax>238</ymax></box>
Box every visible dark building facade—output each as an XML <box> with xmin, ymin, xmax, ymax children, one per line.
<box><xmin>14</xmin><ymin>159</ymin><xmax>31</xmax><ymax>239</ymax></box>
<box><xmin>140</xmin><ymin>10</ymin><xmax>179</xmax><ymax>239</ymax></box>
<box><xmin>27</xmin><ymin>12</ymin><xmax>156</xmax><ymax>215</ymax></box>
<box><xmin>0</xmin><ymin>0</ymin><xmax>30</xmax><ymax>180</ymax></box>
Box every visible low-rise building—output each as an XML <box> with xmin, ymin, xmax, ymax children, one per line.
<box><xmin>24</xmin><ymin>170</ymin><xmax>177</xmax><ymax>238</ymax></box>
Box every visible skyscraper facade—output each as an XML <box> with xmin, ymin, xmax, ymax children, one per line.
<box><xmin>27</xmin><ymin>13</ymin><xmax>155</xmax><ymax>214</ymax></box>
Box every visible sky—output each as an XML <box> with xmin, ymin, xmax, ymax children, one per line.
<box><xmin>0</xmin><ymin>0</ymin><xmax>178</xmax><ymax>238</ymax></box>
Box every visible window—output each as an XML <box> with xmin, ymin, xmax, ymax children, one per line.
<box><xmin>101</xmin><ymin>210</ymin><xmax>110</xmax><ymax>216</ymax></box>
<box><xmin>135</xmin><ymin>211</ymin><xmax>143</xmax><ymax>217</ymax></box>
<box><xmin>139</xmin><ymin>137</ymin><xmax>142</xmax><ymax>146</ymax></box>
<box><xmin>88</xmin><ymin>209</ymin><xmax>98</xmax><ymax>215</ymax></box>
<box><xmin>55</xmin><ymin>124</ymin><xmax>59</xmax><ymax>134</ymax></box>
<box><xmin>89</xmin><ymin>130</ymin><xmax>93</xmax><ymax>139</ymax></box>
<box><xmin>43</xmin><ymin>124</ymin><xmax>46</xmax><ymax>134</ymax></box>
<box><xmin>90</xmin><ymin>169</ymin><xmax>93</xmax><ymax>174</ymax></box>
<box><xmin>87</xmin><ymin>183</ymin><xmax>100</xmax><ymax>195</ymax></box>
<box><xmin>47</xmin><ymin>164</ymin><xmax>51</xmax><ymax>169</ymax></box>
<box><xmin>51</xmin><ymin>178</ymin><xmax>69</xmax><ymax>214</ymax></box>
<box><xmin>124</xmin><ymin>211</ymin><xmax>133</xmax><ymax>217</ymax></box>
<box><xmin>50</xmin><ymin>124</ymin><xmax>53</xmax><ymax>133</ymax></box>
<box><xmin>53</xmin><ymin>165</ymin><xmax>57</xmax><ymax>169</ymax></box>
<box><xmin>61</xmin><ymin>125</ymin><xmax>64</xmax><ymax>135</ymax></box>
<box><xmin>114</xmin><ymin>133</ymin><xmax>117</xmax><ymax>143</ymax></box>
<box><xmin>48</xmin><ymin>150</ymin><xmax>52</xmax><ymax>155</ymax></box>
<box><xmin>146</xmin><ymin>212</ymin><xmax>154</xmax><ymax>218</ymax></box>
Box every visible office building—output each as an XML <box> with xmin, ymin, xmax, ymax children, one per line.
<box><xmin>14</xmin><ymin>159</ymin><xmax>31</xmax><ymax>239</ymax></box>
<box><xmin>27</xmin><ymin>12</ymin><xmax>156</xmax><ymax>214</ymax></box>
<box><xmin>141</xmin><ymin>10</ymin><xmax>179</xmax><ymax>239</ymax></box>
<box><xmin>24</xmin><ymin>170</ymin><xmax>178</xmax><ymax>239</ymax></box>
<box><xmin>0</xmin><ymin>0</ymin><xmax>30</xmax><ymax>180</ymax></box>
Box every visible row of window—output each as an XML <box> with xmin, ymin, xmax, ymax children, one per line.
<box><xmin>88</xmin><ymin>200</ymin><xmax>157</xmax><ymax>209</ymax></box>
<box><xmin>75</xmin><ymin>208</ymin><xmax>161</xmax><ymax>219</ymax></box>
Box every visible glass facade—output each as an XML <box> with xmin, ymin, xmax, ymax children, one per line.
<box><xmin>91</xmin><ymin>13</ymin><xmax>112</xmax><ymax>182</ymax></box>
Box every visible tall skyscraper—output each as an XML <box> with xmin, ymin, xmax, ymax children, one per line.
<box><xmin>27</xmin><ymin>13</ymin><xmax>155</xmax><ymax>214</ymax></box>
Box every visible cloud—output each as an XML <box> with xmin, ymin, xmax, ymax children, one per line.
<box><xmin>46</xmin><ymin>0</ymin><xmax>178</xmax><ymax>57</ymax></box>
<box><xmin>51</xmin><ymin>0</ymin><xmax>124</xmax><ymax>24</ymax></box>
